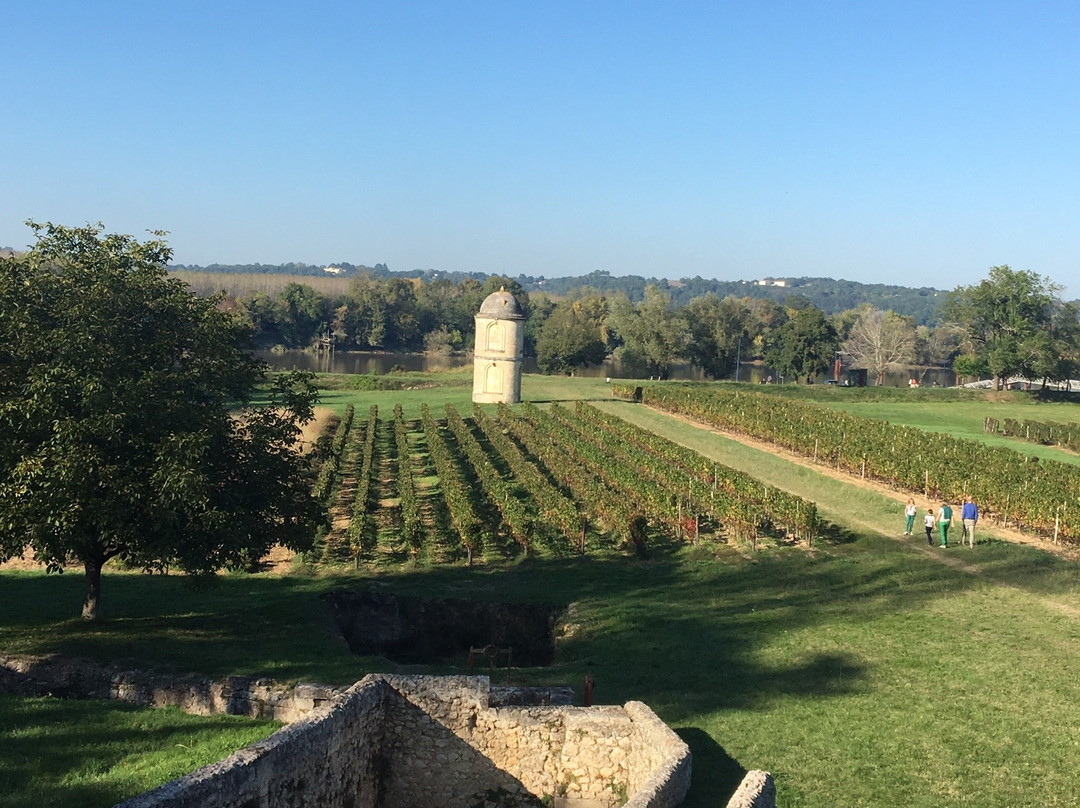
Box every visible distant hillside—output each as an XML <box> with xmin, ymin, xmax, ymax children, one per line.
<box><xmin>169</xmin><ymin>261</ymin><xmax>383</xmax><ymax>278</ymax></box>
<box><xmin>171</xmin><ymin>262</ymin><xmax>946</xmax><ymax>325</ymax></box>
<box><xmin>514</xmin><ymin>271</ymin><xmax>945</xmax><ymax>324</ymax></box>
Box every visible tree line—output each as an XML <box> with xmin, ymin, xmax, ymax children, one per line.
<box><xmin>190</xmin><ymin>264</ymin><xmax>1080</xmax><ymax>386</ymax></box>
<box><xmin>172</xmin><ymin>260</ymin><xmax>948</xmax><ymax>324</ymax></box>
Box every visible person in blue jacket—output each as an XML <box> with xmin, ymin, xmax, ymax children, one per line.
<box><xmin>961</xmin><ymin>495</ymin><xmax>979</xmax><ymax>547</ymax></box>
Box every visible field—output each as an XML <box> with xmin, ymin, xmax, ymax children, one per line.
<box><xmin>5</xmin><ymin>377</ymin><xmax>1080</xmax><ymax>807</ymax></box>
<box><xmin>725</xmin><ymin>382</ymin><xmax>1080</xmax><ymax>465</ymax></box>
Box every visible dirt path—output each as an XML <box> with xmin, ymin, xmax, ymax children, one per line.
<box><xmin>651</xmin><ymin>406</ymin><xmax>1080</xmax><ymax>618</ymax></box>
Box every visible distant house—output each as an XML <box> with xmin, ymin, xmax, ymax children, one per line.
<box><xmin>757</xmin><ymin>278</ymin><xmax>787</xmax><ymax>287</ymax></box>
<box><xmin>322</xmin><ymin>266</ymin><xmax>344</xmax><ymax>275</ymax></box>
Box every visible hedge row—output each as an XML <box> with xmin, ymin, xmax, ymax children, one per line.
<box><xmin>986</xmin><ymin>416</ymin><xmax>1080</xmax><ymax>453</ymax></box>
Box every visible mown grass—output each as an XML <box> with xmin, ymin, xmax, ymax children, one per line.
<box><xmin>809</xmin><ymin>397</ymin><xmax>1080</xmax><ymax>466</ymax></box>
<box><xmin>313</xmin><ymin>371</ymin><xmax>614</xmax><ymax>419</ymax></box>
<box><xmin>8</xmin><ymin>382</ymin><xmax>1080</xmax><ymax>807</ymax></box>
<box><xmin>8</xmin><ymin>532</ymin><xmax>1080</xmax><ymax>807</ymax></box>
<box><xmin>0</xmin><ymin>696</ymin><xmax>279</xmax><ymax>808</ymax></box>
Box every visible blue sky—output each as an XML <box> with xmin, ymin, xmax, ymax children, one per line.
<box><xmin>3</xmin><ymin>1</ymin><xmax>1078</xmax><ymax>295</ymax></box>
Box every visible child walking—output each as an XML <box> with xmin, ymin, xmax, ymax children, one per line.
<box><xmin>924</xmin><ymin>508</ymin><xmax>935</xmax><ymax>546</ymax></box>
<box><xmin>904</xmin><ymin>498</ymin><xmax>917</xmax><ymax>535</ymax></box>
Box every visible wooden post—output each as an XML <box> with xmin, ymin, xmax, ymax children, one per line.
<box><xmin>1004</xmin><ymin>493</ymin><xmax>1010</xmax><ymax>528</ymax></box>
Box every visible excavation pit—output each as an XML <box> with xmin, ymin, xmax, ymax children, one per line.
<box><xmin>321</xmin><ymin>591</ymin><xmax>561</xmax><ymax>667</ymax></box>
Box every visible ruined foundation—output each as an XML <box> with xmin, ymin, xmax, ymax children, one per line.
<box><xmin>113</xmin><ymin>674</ymin><xmax>695</xmax><ymax>808</ymax></box>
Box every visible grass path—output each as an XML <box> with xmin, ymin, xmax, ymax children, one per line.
<box><xmin>804</xmin><ymin>397</ymin><xmax>1080</xmax><ymax>466</ymax></box>
<box><xmin>594</xmin><ymin>399</ymin><xmax>1080</xmax><ymax>618</ymax></box>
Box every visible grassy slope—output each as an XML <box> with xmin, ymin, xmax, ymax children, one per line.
<box><xmin>0</xmin><ymin>696</ymin><xmax>278</xmax><ymax>808</ymax></box>
<box><xmin>6</xmin><ymin>381</ymin><xmax>1080</xmax><ymax>806</ymax></box>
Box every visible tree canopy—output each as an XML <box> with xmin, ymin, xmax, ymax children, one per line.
<box><xmin>0</xmin><ymin>223</ymin><xmax>323</xmax><ymax>619</ymax></box>
<box><xmin>607</xmin><ymin>286</ymin><xmax>690</xmax><ymax>379</ymax></box>
<box><xmin>942</xmin><ymin>266</ymin><xmax>1072</xmax><ymax>389</ymax></box>
<box><xmin>536</xmin><ymin>297</ymin><xmax>609</xmax><ymax>374</ymax></box>
<box><xmin>763</xmin><ymin>306</ymin><xmax>839</xmax><ymax>383</ymax></box>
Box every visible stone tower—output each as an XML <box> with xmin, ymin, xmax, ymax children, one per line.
<box><xmin>473</xmin><ymin>288</ymin><xmax>525</xmax><ymax>404</ymax></box>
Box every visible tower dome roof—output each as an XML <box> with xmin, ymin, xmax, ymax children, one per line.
<box><xmin>478</xmin><ymin>288</ymin><xmax>525</xmax><ymax>319</ymax></box>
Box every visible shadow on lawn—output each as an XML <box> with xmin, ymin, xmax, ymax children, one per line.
<box><xmin>5</xmin><ymin>530</ymin><xmax>1080</xmax><ymax>712</ymax></box>
<box><xmin>676</xmin><ymin>727</ymin><xmax>748</xmax><ymax>808</ymax></box>
<box><xmin>0</xmin><ymin>693</ymin><xmax>270</xmax><ymax>808</ymax></box>
<box><xmin>815</xmin><ymin>522</ymin><xmax>860</xmax><ymax>545</ymax></box>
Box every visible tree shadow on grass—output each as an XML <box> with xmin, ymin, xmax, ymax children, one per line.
<box><xmin>0</xmin><ymin>693</ymin><xmax>275</xmax><ymax>808</ymax></box>
<box><xmin>815</xmin><ymin>522</ymin><xmax>860</xmax><ymax>545</ymax></box>
<box><xmin>676</xmin><ymin>727</ymin><xmax>748</xmax><ymax>808</ymax></box>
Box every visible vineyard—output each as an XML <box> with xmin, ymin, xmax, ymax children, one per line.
<box><xmin>615</xmin><ymin>383</ymin><xmax>1080</xmax><ymax>542</ymax></box>
<box><xmin>305</xmin><ymin>400</ymin><xmax>821</xmax><ymax>567</ymax></box>
<box><xmin>985</xmin><ymin>415</ymin><xmax>1080</xmax><ymax>453</ymax></box>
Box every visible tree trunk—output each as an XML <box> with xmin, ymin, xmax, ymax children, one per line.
<box><xmin>82</xmin><ymin>557</ymin><xmax>103</xmax><ymax>620</ymax></box>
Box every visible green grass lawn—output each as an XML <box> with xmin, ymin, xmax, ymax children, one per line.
<box><xmin>0</xmin><ymin>696</ymin><xmax>279</xmax><ymax>808</ymax></box>
<box><xmin>7</xmin><ymin>380</ymin><xmax>1080</xmax><ymax>807</ymax></box>
<box><xmin>8</xmin><ymin>533</ymin><xmax>1080</xmax><ymax>807</ymax></box>
<box><xmin>313</xmin><ymin>370</ymin><xmax>614</xmax><ymax>420</ymax></box>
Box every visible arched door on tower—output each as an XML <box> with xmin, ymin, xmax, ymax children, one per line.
<box><xmin>487</xmin><ymin>322</ymin><xmax>504</xmax><ymax>352</ymax></box>
<box><xmin>485</xmin><ymin>363</ymin><xmax>502</xmax><ymax>394</ymax></box>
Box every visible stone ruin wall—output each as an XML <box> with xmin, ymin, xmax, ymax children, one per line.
<box><xmin>1</xmin><ymin>657</ymin><xmax>774</xmax><ymax>808</ymax></box>
<box><xmin>376</xmin><ymin>675</ymin><xmax>690</xmax><ymax>807</ymax></box>
<box><xmin>0</xmin><ymin>653</ymin><xmax>341</xmax><ymax>723</ymax></box>
<box><xmin>113</xmin><ymin>674</ymin><xmax>706</xmax><ymax>808</ymax></box>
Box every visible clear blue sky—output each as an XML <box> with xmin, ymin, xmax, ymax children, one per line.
<box><xmin>3</xmin><ymin>1</ymin><xmax>1078</xmax><ymax>295</ymax></box>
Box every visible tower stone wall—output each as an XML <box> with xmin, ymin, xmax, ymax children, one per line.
<box><xmin>473</xmin><ymin>289</ymin><xmax>525</xmax><ymax>404</ymax></box>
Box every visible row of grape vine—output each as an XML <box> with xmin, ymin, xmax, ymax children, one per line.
<box><xmin>616</xmin><ymin>383</ymin><xmax>1079</xmax><ymax>541</ymax></box>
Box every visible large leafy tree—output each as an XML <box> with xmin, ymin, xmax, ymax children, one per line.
<box><xmin>607</xmin><ymin>286</ymin><xmax>689</xmax><ymax>379</ymax></box>
<box><xmin>536</xmin><ymin>297</ymin><xmax>609</xmax><ymax>374</ymax></box>
<box><xmin>0</xmin><ymin>223</ymin><xmax>324</xmax><ymax>619</ymax></box>
<box><xmin>942</xmin><ymin>265</ymin><xmax>1059</xmax><ymax>390</ymax></box>
<box><xmin>683</xmin><ymin>293</ymin><xmax>759</xmax><ymax>379</ymax></box>
<box><xmin>763</xmin><ymin>305</ymin><xmax>838</xmax><ymax>383</ymax></box>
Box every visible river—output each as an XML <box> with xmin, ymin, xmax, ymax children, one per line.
<box><xmin>258</xmin><ymin>350</ymin><xmax>956</xmax><ymax>387</ymax></box>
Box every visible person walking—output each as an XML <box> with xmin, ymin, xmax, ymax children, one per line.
<box><xmin>961</xmin><ymin>495</ymin><xmax>979</xmax><ymax>547</ymax></box>
<box><xmin>924</xmin><ymin>508</ymin><xmax>936</xmax><ymax>546</ymax></box>
<box><xmin>938</xmin><ymin>501</ymin><xmax>953</xmax><ymax>547</ymax></box>
<box><xmin>904</xmin><ymin>498</ymin><xmax>917</xmax><ymax>536</ymax></box>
